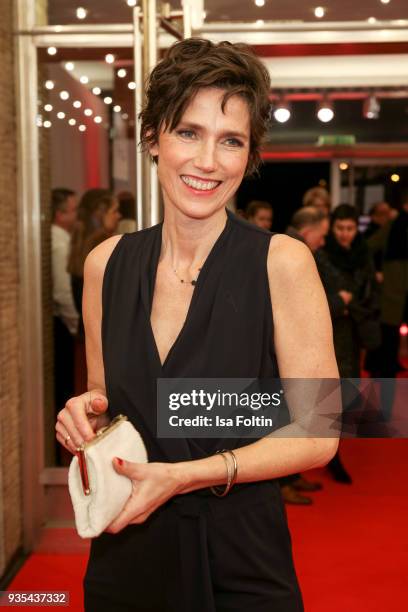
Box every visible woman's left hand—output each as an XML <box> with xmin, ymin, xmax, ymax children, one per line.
<box><xmin>106</xmin><ymin>458</ymin><xmax>183</xmax><ymax>533</ymax></box>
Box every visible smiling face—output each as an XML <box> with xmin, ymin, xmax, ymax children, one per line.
<box><xmin>149</xmin><ymin>87</ymin><xmax>251</xmax><ymax>220</ymax></box>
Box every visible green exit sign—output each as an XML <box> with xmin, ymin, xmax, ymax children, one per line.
<box><xmin>317</xmin><ymin>135</ymin><xmax>356</xmax><ymax>146</ymax></box>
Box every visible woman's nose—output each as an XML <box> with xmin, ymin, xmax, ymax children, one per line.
<box><xmin>194</xmin><ymin>141</ymin><xmax>217</xmax><ymax>172</ymax></box>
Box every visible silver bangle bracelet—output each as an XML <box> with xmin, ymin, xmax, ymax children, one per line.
<box><xmin>210</xmin><ymin>449</ymin><xmax>238</xmax><ymax>497</ymax></box>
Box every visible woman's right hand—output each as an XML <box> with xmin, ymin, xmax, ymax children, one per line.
<box><xmin>55</xmin><ymin>389</ymin><xmax>110</xmax><ymax>454</ymax></box>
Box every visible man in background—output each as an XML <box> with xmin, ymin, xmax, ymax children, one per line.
<box><xmin>51</xmin><ymin>188</ymin><xmax>79</xmax><ymax>446</ymax></box>
<box><xmin>365</xmin><ymin>201</ymin><xmax>391</xmax><ymax>239</ymax></box>
<box><xmin>286</xmin><ymin>206</ymin><xmax>329</xmax><ymax>252</ymax></box>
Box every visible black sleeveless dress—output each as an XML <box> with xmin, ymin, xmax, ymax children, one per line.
<box><xmin>84</xmin><ymin>210</ymin><xmax>304</xmax><ymax>612</ymax></box>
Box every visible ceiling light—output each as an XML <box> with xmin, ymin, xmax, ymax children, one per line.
<box><xmin>68</xmin><ymin>118</ymin><xmax>77</xmax><ymax>126</ymax></box>
<box><xmin>47</xmin><ymin>46</ymin><xmax>57</xmax><ymax>56</ymax></box>
<box><xmin>44</xmin><ymin>104</ymin><xmax>53</xmax><ymax>112</ymax></box>
<box><xmin>84</xmin><ymin>108</ymin><xmax>93</xmax><ymax>116</ymax></box>
<box><xmin>80</xmin><ymin>75</ymin><xmax>89</xmax><ymax>84</ymax></box>
<box><xmin>73</xmin><ymin>100</ymin><xmax>82</xmax><ymax>108</ymax></box>
<box><xmin>128</xmin><ymin>81</ymin><xmax>136</xmax><ymax>90</ymax></box>
<box><xmin>45</xmin><ymin>80</ymin><xmax>55</xmax><ymax>90</ymax></box>
<box><xmin>363</xmin><ymin>94</ymin><xmax>380</xmax><ymax>119</ymax></box>
<box><xmin>94</xmin><ymin>116</ymin><xmax>103</xmax><ymax>123</ymax></box>
<box><xmin>117</xmin><ymin>69</ymin><xmax>127</xmax><ymax>78</ymax></box>
<box><xmin>57</xmin><ymin>111</ymin><xmax>66</xmax><ymax>119</ymax></box>
<box><xmin>339</xmin><ymin>162</ymin><xmax>349</xmax><ymax>171</ymax></box>
<box><xmin>254</xmin><ymin>0</ymin><xmax>265</xmax><ymax>6</ymax></box>
<box><xmin>105</xmin><ymin>53</ymin><xmax>115</xmax><ymax>64</ymax></box>
<box><xmin>273</xmin><ymin>101</ymin><xmax>291</xmax><ymax>123</ymax></box>
<box><xmin>256</xmin><ymin>20</ymin><xmax>264</xmax><ymax>26</ymax></box>
<box><xmin>391</xmin><ymin>173</ymin><xmax>400</xmax><ymax>182</ymax></box>
<box><xmin>65</xmin><ymin>62</ymin><xmax>75</xmax><ymax>71</ymax></box>
<box><xmin>368</xmin><ymin>17</ymin><xmax>377</xmax><ymax>23</ymax></box>
<box><xmin>314</xmin><ymin>7</ymin><xmax>325</xmax><ymax>18</ymax></box>
<box><xmin>380</xmin><ymin>0</ymin><xmax>390</xmax><ymax>4</ymax></box>
<box><xmin>92</xmin><ymin>86</ymin><xmax>101</xmax><ymax>95</ymax></box>
<box><xmin>76</xmin><ymin>7</ymin><xmax>88</xmax><ymax>20</ymax></box>
<box><xmin>59</xmin><ymin>90</ymin><xmax>70</xmax><ymax>100</ymax></box>
<box><xmin>43</xmin><ymin>120</ymin><xmax>52</xmax><ymax>128</ymax></box>
<box><xmin>79</xmin><ymin>124</ymin><xmax>87</xmax><ymax>132</ymax></box>
<box><xmin>103</xmin><ymin>96</ymin><xmax>113</xmax><ymax>104</ymax></box>
<box><xmin>127</xmin><ymin>0</ymin><xmax>137</xmax><ymax>6</ymax></box>
<box><xmin>317</xmin><ymin>98</ymin><xmax>334</xmax><ymax>122</ymax></box>
<box><xmin>113</xmin><ymin>105</ymin><xmax>122</xmax><ymax>113</ymax></box>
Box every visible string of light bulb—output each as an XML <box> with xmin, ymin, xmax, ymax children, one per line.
<box><xmin>41</xmin><ymin>48</ymin><xmax>134</xmax><ymax>130</ymax></box>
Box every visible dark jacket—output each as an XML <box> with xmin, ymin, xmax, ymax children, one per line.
<box><xmin>315</xmin><ymin>233</ymin><xmax>381</xmax><ymax>377</ymax></box>
<box><xmin>367</xmin><ymin>211</ymin><xmax>408</xmax><ymax>326</ymax></box>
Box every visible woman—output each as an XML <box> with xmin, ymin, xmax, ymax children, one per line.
<box><xmin>302</xmin><ymin>185</ymin><xmax>331</xmax><ymax>216</ymax></box>
<box><xmin>68</xmin><ymin>188</ymin><xmax>121</xmax><ymax>317</ymax></box>
<box><xmin>56</xmin><ymin>39</ymin><xmax>339</xmax><ymax>612</ymax></box>
<box><xmin>117</xmin><ymin>190</ymin><xmax>137</xmax><ymax>234</ymax></box>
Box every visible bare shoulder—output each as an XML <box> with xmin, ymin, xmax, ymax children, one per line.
<box><xmin>84</xmin><ymin>234</ymin><xmax>123</xmax><ymax>283</ymax></box>
<box><xmin>266</xmin><ymin>234</ymin><xmax>338</xmax><ymax>378</ymax></box>
<box><xmin>267</xmin><ymin>233</ymin><xmax>317</xmax><ymax>286</ymax></box>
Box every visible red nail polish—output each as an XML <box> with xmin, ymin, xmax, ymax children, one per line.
<box><xmin>116</xmin><ymin>457</ymin><xmax>123</xmax><ymax>466</ymax></box>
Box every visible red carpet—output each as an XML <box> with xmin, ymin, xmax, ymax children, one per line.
<box><xmin>6</xmin><ymin>439</ymin><xmax>408</xmax><ymax>611</ymax></box>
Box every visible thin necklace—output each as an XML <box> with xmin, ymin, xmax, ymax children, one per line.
<box><xmin>173</xmin><ymin>266</ymin><xmax>202</xmax><ymax>286</ymax></box>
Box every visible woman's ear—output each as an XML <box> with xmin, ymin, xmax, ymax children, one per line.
<box><xmin>149</xmin><ymin>141</ymin><xmax>159</xmax><ymax>157</ymax></box>
<box><xmin>145</xmin><ymin>129</ymin><xmax>158</xmax><ymax>157</ymax></box>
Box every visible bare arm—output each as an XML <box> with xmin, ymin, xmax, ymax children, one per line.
<box><xmin>55</xmin><ymin>235</ymin><xmax>122</xmax><ymax>451</ymax></box>
<box><xmin>177</xmin><ymin>236</ymin><xmax>340</xmax><ymax>491</ymax></box>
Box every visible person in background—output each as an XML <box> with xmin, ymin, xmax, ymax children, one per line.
<box><xmin>316</xmin><ymin>204</ymin><xmax>381</xmax><ymax>481</ymax></box>
<box><xmin>367</xmin><ymin>196</ymin><xmax>408</xmax><ymax>383</ymax></box>
<box><xmin>51</xmin><ymin>188</ymin><xmax>79</xmax><ymax>463</ymax></box>
<box><xmin>246</xmin><ymin>199</ymin><xmax>273</xmax><ymax>230</ymax></box>
<box><xmin>363</xmin><ymin>201</ymin><xmax>391</xmax><ymax>376</ymax></box>
<box><xmin>302</xmin><ymin>185</ymin><xmax>331</xmax><ymax>216</ymax></box>
<box><xmin>117</xmin><ymin>190</ymin><xmax>137</xmax><ymax>234</ymax></box>
<box><xmin>68</xmin><ymin>189</ymin><xmax>121</xmax><ymax>322</ymax></box>
<box><xmin>365</xmin><ymin>201</ymin><xmax>391</xmax><ymax>240</ymax></box>
<box><xmin>281</xmin><ymin>206</ymin><xmax>329</xmax><ymax>504</ymax></box>
<box><xmin>286</xmin><ymin>206</ymin><xmax>329</xmax><ymax>252</ymax></box>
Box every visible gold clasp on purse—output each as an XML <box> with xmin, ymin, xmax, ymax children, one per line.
<box><xmin>76</xmin><ymin>414</ymin><xmax>128</xmax><ymax>496</ymax></box>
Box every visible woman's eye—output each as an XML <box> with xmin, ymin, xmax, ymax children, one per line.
<box><xmin>177</xmin><ymin>129</ymin><xmax>195</xmax><ymax>139</ymax></box>
<box><xmin>224</xmin><ymin>138</ymin><xmax>244</xmax><ymax>148</ymax></box>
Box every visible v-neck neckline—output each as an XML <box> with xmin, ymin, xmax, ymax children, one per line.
<box><xmin>148</xmin><ymin>210</ymin><xmax>232</xmax><ymax>370</ymax></box>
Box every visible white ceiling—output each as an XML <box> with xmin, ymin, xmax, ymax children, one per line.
<box><xmin>264</xmin><ymin>54</ymin><xmax>408</xmax><ymax>88</ymax></box>
<box><xmin>46</xmin><ymin>0</ymin><xmax>408</xmax><ymax>90</ymax></box>
<box><xmin>204</xmin><ymin>0</ymin><xmax>408</xmax><ymax>23</ymax></box>
<box><xmin>49</xmin><ymin>0</ymin><xmax>408</xmax><ymax>25</ymax></box>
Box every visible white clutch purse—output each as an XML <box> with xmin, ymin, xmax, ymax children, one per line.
<box><xmin>68</xmin><ymin>414</ymin><xmax>148</xmax><ymax>539</ymax></box>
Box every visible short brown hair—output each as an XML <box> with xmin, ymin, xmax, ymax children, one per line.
<box><xmin>140</xmin><ymin>38</ymin><xmax>271</xmax><ymax>176</ymax></box>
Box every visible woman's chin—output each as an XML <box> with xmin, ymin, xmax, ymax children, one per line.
<box><xmin>171</xmin><ymin>200</ymin><xmax>226</xmax><ymax>221</ymax></box>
